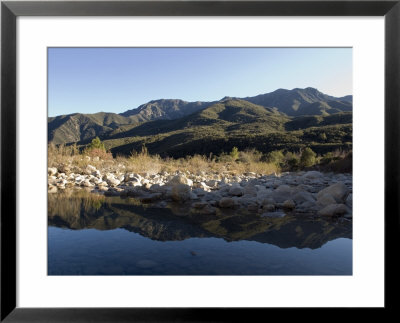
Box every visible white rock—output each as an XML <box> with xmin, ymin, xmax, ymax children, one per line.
<box><xmin>107</xmin><ymin>177</ymin><xmax>121</xmax><ymax>187</ymax></box>
<box><xmin>168</xmin><ymin>174</ymin><xmax>193</xmax><ymax>187</ymax></box>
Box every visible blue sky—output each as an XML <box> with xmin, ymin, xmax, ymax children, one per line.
<box><xmin>48</xmin><ymin>47</ymin><xmax>352</xmax><ymax>117</ymax></box>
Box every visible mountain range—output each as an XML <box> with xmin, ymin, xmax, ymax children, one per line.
<box><xmin>48</xmin><ymin>87</ymin><xmax>352</xmax><ymax>157</ymax></box>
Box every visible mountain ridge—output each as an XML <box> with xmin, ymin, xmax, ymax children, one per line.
<box><xmin>48</xmin><ymin>87</ymin><xmax>352</xmax><ymax>151</ymax></box>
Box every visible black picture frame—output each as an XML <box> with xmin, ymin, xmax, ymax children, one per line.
<box><xmin>1</xmin><ymin>0</ymin><xmax>399</xmax><ymax>321</ymax></box>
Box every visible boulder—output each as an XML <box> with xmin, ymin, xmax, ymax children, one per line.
<box><xmin>317</xmin><ymin>182</ymin><xmax>349</xmax><ymax>203</ymax></box>
<box><xmin>292</xmin><ymin>191</ymin><xmax>316</xmax><ymax>204</ymax></box>
<box><xmin>85</xmin><ymin>164</ymin><xmax>97</xmax><ymax>174</ymax></box>
<box><xmin>243</xmin><ymin>184</ymin><xmax>257</xmax><ymax>197</ymax></box>
<box><xmin>317</xmin><ymin>204</ymin><xmax>349</xmax><ymax>217</ymax></box>
<box><xmin>229</xmin><ymin>185</ymin><xmax>244</xmax><ymax>196</ymax></box>
<box><xmin>168</xmin><ymin>174</ymin><xmax>193</xmax><ymax>187</ymax></box>
<box><xmin>171</xmin><ymin>184</ymin><xmax>191</xmax><ymax>203</ymax></box>
<box><xmin>107</xmin><ymin>177</ymin><xmax>121</xmax><ymax>187</ymax></box>
<box><xmin>302</xmin><ymin>171</ymin><xmax>323</xmax><ymax>179</ymax></box>
<box><xmin>316</xmin><ymin>193</ymin><xmax>337</xmax><ymax>207</ymax></box>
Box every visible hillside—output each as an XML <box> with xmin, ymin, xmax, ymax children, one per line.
<box><xmin>48</xmin><ymin>112</ymin><xmax>139</xmax><ymax>144</ymax></box>
<box><xmin>48</xmin><ymin>87</ymin><xmax>352</xmax><ymax>157</ymax></box>
<box><xmin>96</xmin><ymin>99</ymin><xmax>352</xmax><ymax>157</ymax></box>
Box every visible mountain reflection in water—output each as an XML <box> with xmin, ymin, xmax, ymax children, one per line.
<box><xmin>48</xmin><ymin>190</ymin><xmax>352</xmax><ymax>250</ymax></box>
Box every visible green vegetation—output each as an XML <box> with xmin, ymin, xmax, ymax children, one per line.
<box><xmin>86</xmin><ymin>137</ymin><xmax>105</xmax><ymax>151</ymax></box>
<box><xmin>300</xmin><ymin>147</ymin><xmax>317</xmax><ymax>167</ymax></box>
<box><xmin>230</xmin><ymin>147</ymin><xmax>239</xmax><ymax>161</ymax></box>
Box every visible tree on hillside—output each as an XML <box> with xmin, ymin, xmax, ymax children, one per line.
<box><xmin>87</xmin><ymin>137</ymin><xmax>105</xmax><ymax>151</ymax></box>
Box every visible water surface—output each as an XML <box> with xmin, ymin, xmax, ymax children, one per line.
<box><xmin>48</xmin><ymin>190</ymin><xmax>352</xmax><ymax>275</ymax></box>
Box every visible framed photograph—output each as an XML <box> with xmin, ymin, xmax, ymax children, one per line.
<box><xmin>1</xmin><ymin>0</ymin><xmax>399</xmax><ymax>321</ymax></box>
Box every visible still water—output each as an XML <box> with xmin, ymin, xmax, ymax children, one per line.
<box><xmin>48</xmin><ymin>190</ymin><xmax>352</xmax><ymax>275</ymax></box>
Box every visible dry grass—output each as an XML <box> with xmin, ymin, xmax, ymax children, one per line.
<box><xmin>48</xmin><ymin>144</ymin><xmax>279</xmax><ymax>176</ymax></box>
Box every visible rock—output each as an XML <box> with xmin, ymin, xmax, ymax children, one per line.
<box><xmin>48</xmin><ymin>167</ymin><xmax>58</xmax><ymax>176</ymax></box>
<box><xmin>205</xmin><ymin>180</ymin><xmax>218</xmax><ymax>189</ymax></box>
<box><xmin>272</xmin><ymin>188</ymin><xmax>292</xmax><ymax>203</ymax></box>
<box><xmin>107</xmin><ymin>177</ymin><xmax>121</xmax><ymax>187</ymax></box>
<box><xmin>85</xmin><ymin>164</ymin><xmax>97</xmax><ymax>174</ymax></box>
<box><xmin>171</xmin><ymin>184</ymin><xmax>191</xmax><ymax>202</ymax></box>
<box><xmin>296</xmin><ymin>201</ymin><xmax>318</xmax><ymax>213</ymax></box>
<box><xmin>292</xmin><ymin>191</ymin><xmax>315</xmax><ymax>204</ymax></box>
<box><xmin>243</xmin><ymin>184</ymin><xmax>257</xmax><ymax>197</ymax></box>
<box><xmin>317</xmin><ymin>182</ymin><xmax>349</xmax><ymax>203</ymax></box>
<box><xmin>195</xmin><ymin>182</ymin><xmax>211</xmax><ymax>192</ymax></box>
<box><xmin>316</xmin><ymin>193</ymin><xmax>337</xmax><ymax>207</ymax></box>
<box><xmin>168</xmin><ymin>174</ymin><xmax>193</xmax><ymax>187</ymax></box>
<box><xmin>219</xmin><ymin>197</ymin><xmax>235</xmax><ymax>208</ymax></box>
<box><xmin>229</xmin><ymin>185</ymin><xmax>243</xmax><ymax>196</ymax></box>
<box><xmin>149</xmin><ymin>184</ymin><xmax>166</xmax><ymax>193</ymax></box>
<box><xmin>317</xmin><ymin>204</ymin><xmax>349</xmax><ymax>217</ymax></box>
<box><xmin>92</xmin><ymin>156</ymin><xmax>100</xmax><ymax>162</ymax></box>
<box><xmin>282</xmin><ymin>199</ymin><xmax>295</xmax><ymax>210</ymax></box>
<box><xmin>302</xmin><ymin>171</ymin><xmax>323</xmax><ymax>179</ymax></box>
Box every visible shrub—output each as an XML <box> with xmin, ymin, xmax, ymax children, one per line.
<box><xmin>86</xmin><ymin>137</ymin><xmax>105</xmax><ymax>151</ymax></box>
<box><xmin>300</xmin><ymin>147</ymin><xmax>316</xmax><ymax>167</ymax></box>
<box><xmin>284</xmin><ymin>151</ymin><xmax>300</xmax><ymax>170</ymax></box>
<box><xmin>230</xmin><ymin>147</ymin><xmax>239</xmax><ymax>161</ymax></box>
<box><xmin>238</xmin><ymin>149</ymin><xmax>262</xmax><ymax>163</ymax></box>
<box><xmin>265</xmin><ymin>150</ymin><xmax>285</xmax><ymax>166</ymax></box>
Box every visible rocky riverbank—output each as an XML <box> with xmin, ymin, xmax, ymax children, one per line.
<box><xmin>48</xmin><ymin>163</ymin><xmax>352</xmax><ymax>218</ymax></box>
